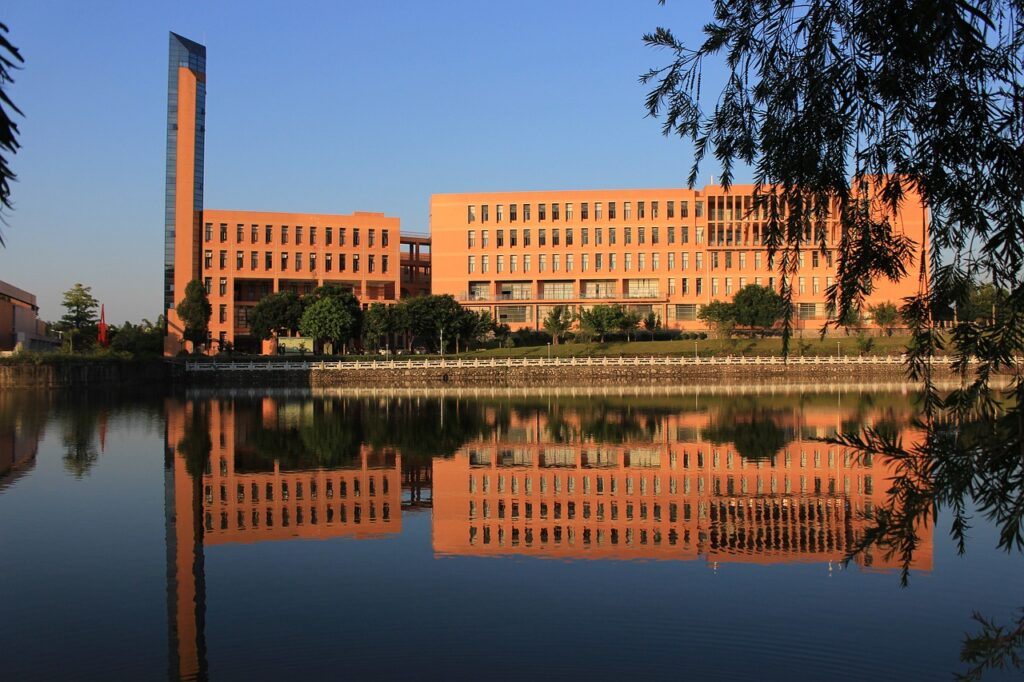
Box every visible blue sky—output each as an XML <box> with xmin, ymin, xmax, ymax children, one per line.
<box><xmin>0</xmin><ymin>1</ymin><xmax>731</xmax><ymax>323</ymax></box>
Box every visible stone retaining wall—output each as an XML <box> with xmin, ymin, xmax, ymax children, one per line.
<box><xmin>185</xmin><ymin>361</ymin><xmax>935</xmax><ymax>389</ymax></box>
<box><xmin>0</xmin><ymin>360</ymin><xmax>173</xmax><ymax>390</ymax></box>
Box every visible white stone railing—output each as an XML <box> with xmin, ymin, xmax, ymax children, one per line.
<box><xmin>182</xmin><ymin>354</ymin><xmax>943</xmax><ymax>372</ymax></box>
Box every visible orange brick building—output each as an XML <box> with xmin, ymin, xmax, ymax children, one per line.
<box><xmin>432</xmin><ymin>402</ymin><xmax>933</xmax><ymax>571</ymax></box>
<box><xmin>430</xmin><ymin>187</ymin><xmax>927</xmax><ymax>330</ymax></box>
<box><xmin>162</xmin><ymin>34</ymin><xmax>426</xmax><ymax>354</ymax></box>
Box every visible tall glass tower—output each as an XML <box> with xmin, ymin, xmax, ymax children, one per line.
<box><xmin>164</xmin><ymin>32</ymin><xmax>206</xmax><ymax>314</ymax></box>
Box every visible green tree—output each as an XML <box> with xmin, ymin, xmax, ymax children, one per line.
<box><xmin>0</xmin><ymin>22</ymin><xmax>24</xmax><ymax>243</ymax></box>
<box><xmin>869</xmin><ymin>302</ymin><xmax>900</xmax><ymax>337</ymax></box>
<box><xmin>305</xmin><ymin>285</ymin><xmax>363</xmax><ymax>343</ymax></box>
<box><xmin>248</xmin><ymin>291</ymin><xmax>303</xmax><ymax>341</ymax></box>
<box><xmin>404</xmin><ymin>294</ymin><xmax>463</xmax><ymax>353</ymax></box>
<box><xmin>698</xmin><ymin>300</ymin><xmax>736</xmax><ymax>339</ymax></box>
<box><xmin>299</xmin><ymin>297</ymin><xmax>355</xmax><ymax>353</ymax></box>
<box><xmin>543</xmin><ymin>305</ymin><xmax>576</xmax><ymax>345</ymax></box>
<box><xmin>362</xmin><ymin>303</ymin><xmax>393</xmax><ymax>351</ymax></box>
<box><xmin>642</xmin><ymin>311</ymin><xmax>660</xmax><ymax>340</ymax></box>
<box><xmin>957</xmin><ymin>283</ymin><xmax>1009</xmax><ymax>325</ymax></box>
<box><xmin>616</xmin><ymin>306</ymin><xmax>642</xmax><ymax>342</ymax></box>
<box><xmin>732</xmin><ymin>285</ymin><xmax>785</xmax><ymax>336</ymax></box>
<box><xmin>176</xmin><ymin>280</ymin><xmax>212</xmax><ymax>351</ymax></box>
<box><xmin>579</xmin><ymin>304</ymin><xmax>619</xmax><ymax>343</ymax></box>
<box><xmin>839</xmin><ymin>308</ymin><xmax>863</xmax><ymax>337</ymax></box>
<box><xmin>60</xmin><ymin>283</ymin><xmax>99</xmax><ymax>331</ymax></box>
<box><xmin>455</xmin><ymin>308</ymin><xmax>494</xmax><ymax>353</ymax></box>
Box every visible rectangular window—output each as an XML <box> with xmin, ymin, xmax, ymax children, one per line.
<box><xmin>552</xmin><ymin>254</ymin><xmax>560</xmax><ymax>272</ymax></box>
<box><xmin>682</xmin><ymin>252</ymin><xmax>690</xmax><ymax>270</ymax></box>
<box><xmin>310</xmin><ymin>253</ymin><xmax>317</xmax><ymax>271</ymax></box>
<box><xmin>565</xmin><ymin>228</ymin><xmax>573</xmax><ymax>246</ymax></box>
<box><xmin>481</xmin><ymin>205</ymin><xmax>489</xmax><ymax>222</ymax></box>
<box><xmin>609</xmin><ymin>252</ymin><xmax>617</xmax><ymax>270</ymax></box>
<box><xmin>497</xmin><ymin>230</ymin><xmax>504</xmax><ymax>247</ymax></box>
<box><xmin>609</xmin><ymin>201</ymin><xmax>617</xmax><ymax>220</ymax></box>
<box><xmin>236</xmin><ymin>224</ymin><xmax>244</xmax><ymax>242</ymax></box>
<box><xmin>581</xmin><ymin>202</ymin><xmax>589</xmax><ymax>220</ymax></box>
<box><xmin>510</xmin><ymin>204</ymin><xmax>518</xmax><ymax>221</ymax></box>
<box><xmin>326</xmin><ymin>227</ymin><xmax>333</xmax><ymax>245</ymax></box>
<box><xmin>538</xmin><ymin>254</ymin><xmax>546</xmax><ymax>272</ymax></box>
<box><xmin>652</xmin><ymin>201</ymin><xmax>659</xmax><ymax>219</ymax></box>
<box><xmin>639</xmin><ymin>227</ymin><xmax>646</xmax><ymax>244</ymax></box>
<box><xmin>236</xmin><ymin>251</ymin><xmax>244</xmax><ymax>269</ymax></box>
<box><xmin>296</xmin><ymin>226</ymin><xmax>303</xmax><ymax>245</ymax></box>
<box><xmin>353</xmin><ymin>229</ymin><xmax>360</xmax><ymax>246</ymax></box>
<box><xmin>595</xmin><ymin>253</ymin><xmax>603</xmax><ymax>271</ymax></box>
<box><xmin>469</xmin><ymin>256</ymin><xmax>477</xmax><ymax>273</ymax></box>
<box><xmin>668</xmin><ymin>252</ymin><xmax>676</xmax><ymax>270</ymax></box>
<box><xmin>725</xmin><ymin>252</ymin><xmax>732</xmax><ymax>269</ymax></box>
<box><xmin>682</xmin><ymin>278</ymin><xmax>689</xmax><ymax>294</ymax></box>
<box><xmin>265</xmin><ymin>225</ymin><xmax>273</xmax><ymax>243</ymax></box>
<box><xmin>468</xmin><ymin>205</ymin><xmax>477</xmax><ymax>223</ymax></box>
<box><xmin>565</xmin><ymin>203</ymin><xmax>573</xmax><ymax>220</ymax></box>
<box><xmin>468</xmin><ymin>230</ymin><xmax>476</xmax><ymax>248</ymax></box>
<box><xmin>510</xmin><ymin>255</ymin><xmax>518</xmax><ymax>273</ymax></box>
<box><xmin>539</xmin><ymin>204</ymin><xmax>547</xmax><ymax>221</ymax></box>
<box><xmin>552</xmin><ymin>203</ymin><xmax>560</xmax><ymax>221</ymax></box>
<box><xmin>652</xmin><ymin>253</ymin><xmax>660</xmax><ymax>270</ymax></box>
<box><xmin>725</xmin><ymin>277</ymin><xmax>733</xmax><ymax>295</ymax></box>
<box><xmin>581</xmin><ymin>228</ymin><xmax>589</xmax><ymax>245</ymax></box>
<box><xmin>251</xmin><ymin>225</ymin><xmax>258</xmax><ymax>243</ymax></box>
<box><xmin>353</xmin><ymin>255</ymin><xmax>360</xmax><ymax>272</ymax></box>
<box><xmin>523</xmin><ymin>229</ymin><xmax>531</xmax><ymax>246</ymax></box>
<box><xmin>497</xmin><ymin>205</ymin><xmax>504</xmax><ymax>222</ymax></box>
<box><xmin>218</xmin><ymin>278</ymin><xmax>227</xmax><ymax>296</ymax></box>
<box><xmin>281</xmin><ymin>226</ymin><xmax>289</xmax><ymax>245</ymax></box>
<box><xmin>509</xmin><ymin>229</ymin><xmax>518</xmax><ymax>247</ymax></box>
<box><xmin>739</xmin><ymin>252</ymin><xmax>747</xmax><ymax>269</ymax></box>
<box><xmin>696</xmin><ymin>278</ymin><xmax>703</xmax><ymax>295</ymax></box>
<box><xmin>369</xmin><ymin>229</ymin><xmax>376</xmax><ymax>247</ymax></box>
<box><xmin>799</xmin><ymin>276</ymin><xmax>806</xmax><ymax>294</ymax></box>
<box><xmin>668</xmin><ymin>227</ymin><xmax>675</xmax><ymax>244</ymax></box>
<box><xmin>668</xmin><ymin>201</ymin><xmax>675</xmax><ymax>219</ymax></box>
<box><xmin>625</xmin><ymin>253</ymin><xmax>633</xmax><ymax>271</ymax></box>
<box><xmin>220</xmin><ymin>224</ymin><xmax>227</xmax><ymax>242</ymax></box>
<box><xmin>310</xmin><ymin>227</ymin><xmax>317</xmax><ymax>245</ymax></box>
<box><xmin>368</xmin><ymin>255</ymin><xmax>375</xmax><ymax>273</ymax></box>
<box><xmin>539</xmin><ymin>229</ymin><xmax>547</xmax><ymax>246</ymax></box>
<box><xmin>712</xmin><ymin>278</ymin><xmax>719</xmax><ymax>296</ymax></box>
<box><xmin>339</xmin><ymin>228</ymin><xmax>346</xmax><ymax>246</ymax></box>
<box><xmin>219</xmin><ymin>250</ymin><xmax>227</xmax><ymax>268</ymax></box>
<box><xmin>204</xmin><ymin>277</ymin><xmax>211</xmax><ymax>294</ymax></box>
<box><xmin>326</xmin><ymin>253</ymin><xmax>333</xmax><ymax>272</ymax></box>
<box><xmin>204</xmin><ymin>250</ymin><xmax>212</xmax><ymax>269</ymax></box>
<box><xmin>481</xmin><ymin>255</ymin><xmax>489</xmax><ymax>273</ymax></box>
<box><xmin>219</xmin><ymin>305</ymin><xmax>227</xmax><ymax>323</ymax></box>
<box><xmin>669</xmin><ymin>277</ymin><xmax>676</xmax><ymax>295</ymax></box>
<box><xmin>624</xmin><ymin>202</ymin><xmax>632</xmax><ymax>220</ymax></box>
<box><xmin>339</xmin><ymin>254</ymin><xmax>346</xmax><ymax>271</ymax></box>
<box><xmin>696</xmin><ymin>252</ymin><xmax>704</xmax><ymax>270</ymax></box>
<box><xmin>812</xmin><ymin>251</ymin><xmax>819</xmax><ymax>268</ymax></box>
<box><xmin>481</xmin><ymin>230</ymin><xmax>489</xmax><ymax>247</ymax></box>
<box><xmin>265</xmin><ymin>252</ymin><xmax>273</xmax><ymax>270</ymax></box>
<box><xmin>523</xmin><ymin>254</ymin><xmax>531</xmax><ymax>272</ymax></box>
<box><xmin>552</xmin><ymin>229</ymin><xmax>560</xmax><ymax>246</ymax></box>
<box><xmin>609</xmin><ymin>227</ymin><xmax>616</xmax><ymax>245</ymax></box>
<box><xmin>676</xmin><ymin>303</ymin><xmax>697</xmax><ymax>320</ymax></box>
<box><xmin>625</xmin><ymin>227</ymin><xmax>632</xmax><ymax>245</ymax></box>
<box><xmin>639</xmin><ymin>253</ymin><xmax>647</xmax><ymax>270</ymax></box>
<box><xmin>251</xmin><ymin>251</ymin><xmax>258</xmax><ymax>270</ymax></box>
<box><xmin>695</xmin><ymin>201</ymin><xmax>704</xmax><ymax>218</ymax></box>
<box><xmin>652</xmin><ymin>227</ymin><xmax>660</xmax><ymax>244</ymax></box>
<box><xmin>205</xmin><ymin>223</ymin><xmax>212</xmax><ymax>242</ymax></box>
<box><xmin>813</xmin><ymin>276</ymin><xmax>820</xmax><ymax>294</ymax></box>
<box><xmin>681</xmin><ymin>226</ymin><xmax>689</xmax><ymax>244</ymax></box>
<box><xmin>595</xmin><ymin>227</ymin><xmax>603</xmax><ymax>245</ymax></box>
<box><xmin>382</xmin><ymin>255</ymin><xmax>389</xmax><ymax>273</ymax></box>
<box><xmin>281</xmin><ymin>253</ymin><xmax>288</xmax><ymax>270</ymax></box>
<box><xmin>595</xmin><ymin>202</ymin><xmax>603</xmax><ymax>220</ymax></box>
<box><xmin>497</xmin><ymin>255</ymin><xmax>505</xmax><ymax>273</ymax></box>
<box><xmin>523</xmin><ymin>204</ymin><xmax>531</xmax><ymax>221</ymax></box>
<box><xmin>295</xmin><ymin>252</ymin><xmax>302</xmax><ymax>271</ymax></box>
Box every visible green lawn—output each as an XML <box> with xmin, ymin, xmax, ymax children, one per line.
<box><xmin>459</xmin><ymin>334</ymin><xmax>914</xmax><ymax>359</ymax></box>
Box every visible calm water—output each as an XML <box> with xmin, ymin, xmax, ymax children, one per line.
<box><xmin>1</xmin><ymin>387</ymin><xmax>1021</xmax><ymax>681</ymax></box>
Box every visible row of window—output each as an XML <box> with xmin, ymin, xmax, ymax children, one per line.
<box><xmin>204</xmin><ymin>223</ymin><xmax>391</xmax><ymax>248</ymax></box>
<box><xmin>203</xmin><ymin>250</ymin><xmax>388</xmax><ymax>275</ymax></box>
<box><xmin>468</xmin><ymin>199</ymin><xmax>703</xmax><ymax>223</ymax></box>
<box><xmin>205</xmin><ymin>502</ymin><xmax>390</xmax><ymax>532</ymax></box>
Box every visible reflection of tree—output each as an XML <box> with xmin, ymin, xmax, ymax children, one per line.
<box><xmin>958</xmin><ymin>609</ymin><xmax>1024</xmax><ymax>682</ymax></box>
<box><xmin>704</xmin><ymin>406</ymin><xmax>794</xmax><ymax>461</ymax></box>
<box><xmin>61</xmin><ymin>408</ymin><xmax>100</xmax><ymax>478</ymax></box>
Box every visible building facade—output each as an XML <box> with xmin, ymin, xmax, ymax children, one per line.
<box><xmin>163</xmin><ymin>34</ymin><xmax>415</xmax><ymax>354</ymax></box>
<box><xmin>0</xmin><ymin>280</ymin><xmax>57</xmax><ymax>352</ymax></box>
<box><xmin>430</xmin><ymin>187</ymin><xmax>927</xmax><ymax>330</ymax></box>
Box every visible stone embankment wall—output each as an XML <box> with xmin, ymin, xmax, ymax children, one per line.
<box><xmin>185</xmin><ymin>362</ymin><xmax>934</xmax><ymax>389</ymax></box>
<box><xmin>0</xmin><ymin>360</ymin><xmax>173</xmax><ymax>389</ymax></box>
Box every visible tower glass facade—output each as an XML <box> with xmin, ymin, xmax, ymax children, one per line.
<box><xmin>165</xmin><ymin>33</ymin><xmax>206</xmax><ymax>311</ymax></box>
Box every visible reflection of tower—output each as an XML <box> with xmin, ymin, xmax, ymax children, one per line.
<box><xmin>163</xmin><ymin>32</ymin><xmax>206</xmax><ymax>353</ymax></box>
<box><xmin>164</xmin><ymin>401</ymin><xmax>208</xmax><ymax>681</ymax></box>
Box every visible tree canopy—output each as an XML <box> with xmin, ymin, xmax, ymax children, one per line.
<box><xmin>59</xmin><ymin>283</ymin><xmax>99</xmax><ymax>332</ymax></box>
<box><xmin>299</xmin><ymin>297</ymin><xmax>355</xmax><ymax>351</ymax></box>
<box><xmin>248</xmin><ymin>291</ymin><xmax>303</xmax><ymax>341</ymax></box>
<box><xmin>0</xmin><ymin>22</ymin><xmax>23</xmax><ymax>244</ymax></box>
<box><xmin>731</xmin><ymin>284</ymin><xmax>785</xmax><ymax>334</ymax></box>
<box><xmin>543</xmin><ymin>305</ymin><xmax>576</xmax><ymax>345</ymax></box>
<box><xmin>176</xmin><ymin>280</ymin><xmax>211</xmax><ymax>349</ymax></box>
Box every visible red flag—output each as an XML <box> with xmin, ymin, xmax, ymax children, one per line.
<box><xmin>98</xmin><ymin>304</ymin><xmax>109</xmax><ymax>347</ymax></box>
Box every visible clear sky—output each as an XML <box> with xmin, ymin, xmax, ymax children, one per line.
<box><xmin>0</xmin><ymin>1</ymin><xmax>735</xmax><ymax>324</ymax></box>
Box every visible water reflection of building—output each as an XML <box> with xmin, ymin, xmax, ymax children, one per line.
<box><xmin>163</xmin><ymin>397</ymin><xmax>403</xmax><ymax>679</ymax></box>
<box><xmin>0</xmin><ymin>393</ymin><xmax>45</xmax><ymax>490</ymax></box>
<box><xmin>433</xmin><ymin>407</ymin><xmax>933</xmax><ymax>571</ymax></box>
